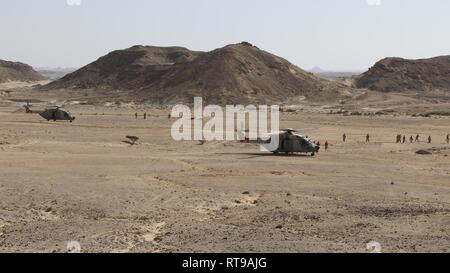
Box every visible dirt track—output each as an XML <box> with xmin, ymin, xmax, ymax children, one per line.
<box><xmin>1</xmin><ymin>103</ymin><xmax>449</xmax><ymax>253</ymax></box>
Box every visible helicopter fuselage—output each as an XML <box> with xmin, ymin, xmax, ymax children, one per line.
<box><xmin>271</xmin><ymin>133</ymin><xmax>320</xmax><ymax>155</ymax></box>
<box><xmin>39</xmin><ymin>108</ymin><xmax>75</xmax><ymax>122</ymax></box>
<box><xmin>25</xmin><ymin>105</ymin><xmax>75</xmax><ymax>122</ymax></box>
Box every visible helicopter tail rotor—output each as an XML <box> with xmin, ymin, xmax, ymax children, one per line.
<box><xmin>23</xmin><ymin>101</ymin><xmax>33</xmax><ymax>113</ymax></box>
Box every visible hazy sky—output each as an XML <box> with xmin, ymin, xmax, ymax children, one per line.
<box><xmin>1</xmin><ymin>0</ymin><xmax>449</xmax><ymax>71</ymax></box>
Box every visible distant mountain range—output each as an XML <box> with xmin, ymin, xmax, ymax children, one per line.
<box><xmin>308</xmin><ymin>67</ymin><xmax>363</xmax><ymax>79</ymax></box>
<box><xmin>36</xmin><ymin>67</ymin><xmax>78</xmax><ymax>80</ymax></box>
<box><xmin>5</xmin><ymin>44</ymin><xmax>445</xmax><ymax>104</ymax></box>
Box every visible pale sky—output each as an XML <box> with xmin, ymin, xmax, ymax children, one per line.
<box><xmin>1</xmin><ymin>0</ymin><xmax>449</xmax><ymax>71</ymax></box>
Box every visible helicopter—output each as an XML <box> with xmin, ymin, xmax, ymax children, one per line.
<box><xmin>266</xmin><ymin>129</ymin><xmax>320</xmax><ymax>156</ymax></box>
<box><xmin>240</xmin><ymin>128</ymin><xmax>320</xmax><ymax>156</ymax></box>
<box><xmin>239</xmin><ymin>128</ymin><xmax>320</xmax><ymax>156</ymax></box>
<box><xmin>24</xmin><ymin>101</ymin><xmax>75</xmax><ymax>122</ymax></box>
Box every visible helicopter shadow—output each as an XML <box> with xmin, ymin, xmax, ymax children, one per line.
<box><xmin>215</xmin><ymin>152</ymin><xmax>313</xmax><ymax>160</ymax></box>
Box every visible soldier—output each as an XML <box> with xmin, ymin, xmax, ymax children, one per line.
<box><xmin>410</xmin><ymin>136</ymin><xmax>414</xmax><ymax>143</ymax></box>
<box><xmin>366</xmin><ymin>134</ymin><xmax>370</xmax><ymax>143</ymax></box>
<box><xmin>143</xmin><ymin>112</ymin><xmax>147</xmax><ymax>120</ymax></box>
<box><xmin>343</xmin><ymin>134</ymin><xmax>347</xmax><ymax>142</ymax></box>
<box><xmin>324</xmin><ymin>141</ymin><xmax>329</xmax><ymax>151</ymax></box>
<box><xmin>402</xmin><ymin>135</ymin><xmax>406</xmax><ymax>144</ymax></box>
<box><xmin>446</xmin><ymin>134</ymin><xmax>449</xmax><ymax>144</ymax></box>
<box><xmin>428</xmin><ymin>136</ymin><xmax>432</xmax><ymax>144</ymax></box>
<box><xmin>168</xmin><ymin>113</ymin><xmax>171</xmax><ymax>119</ymax></box>
<box><xmin>396</xmin><ymin>134</ymin><xmax>402</xmax><ymax>143</ymax></box>
<box><xmin>135</xmin><ymin>112</ymin><xmax>138</xmax><ymax>119</ymax></box>
<box><xmin>415</xmin><ymin>134</ymin><xmax>420</xmax><ymax>142</ymax></box>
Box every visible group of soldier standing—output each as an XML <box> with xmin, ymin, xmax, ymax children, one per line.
<box><xmin>393</xmin><ymin>134</ymin><xmax>450</xmax><ymax>144</ymax></box>
<box><xmin>135</xmin><ymin>112</ymin><xmax>172</xmax><ymax>119</ymax></box>
<box><xmin>320</xmin><ymin>133</ymin><xmax>449</xmax><ymax>152</ymax></box>
<box><xmin>338</xmin><ymin>133</ymin><xmax>449</xmax><ymax>145</ymax></box>
<box><xmin>135</xmin><ymin>112</ymin><xmax>147</xmax><ymax>119</ymax></box>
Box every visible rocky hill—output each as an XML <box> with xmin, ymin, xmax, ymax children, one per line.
<box><xmin>0</xmin><ymin>60</ymin><xmax>47</xmax><ymax>83</ymax></box>
<box><xmin>45</xmin><ymin>45</ymin><xmax>202</xmax><ymax>91</ymax></box>
<box><xmin>44</xmin><ymin>42</ymin><xmax>348</xmax><ymax>104</ymax></box>
<box><xmin>355</xmin><ymin>56</ymin><xmax>450</xmax><ymax>92</ymax></box>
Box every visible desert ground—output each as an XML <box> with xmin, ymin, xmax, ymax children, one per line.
<box><xmin>0</xmin><ymin>88</ymin><xmax>450</xmax><ymax>253</ymax></box>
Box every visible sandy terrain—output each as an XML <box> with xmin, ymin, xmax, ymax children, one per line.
<box><xmin>0</xmin><ymin>88</ymin><xmax>450</xmax><ymax>253</ymax></box>
<box><xmin>0</xmin><ymin>80</ymin><xmax>50</xmax><ymax>90</ymax></box>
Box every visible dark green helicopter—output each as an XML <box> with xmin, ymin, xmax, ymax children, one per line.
<box><xmin>265</xmin><ymin>129</ymin><xmax>320</xmax><ymax>156</ymax></box>
<box><xmin>240</xmin><ymin>128</ymin><xmax>320</xmax><ymax>156</ymax></box>
<box><xmin>24</xmin><ymin>102</ymin><xmax>75</xmax><ymax>122</ymax></box>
